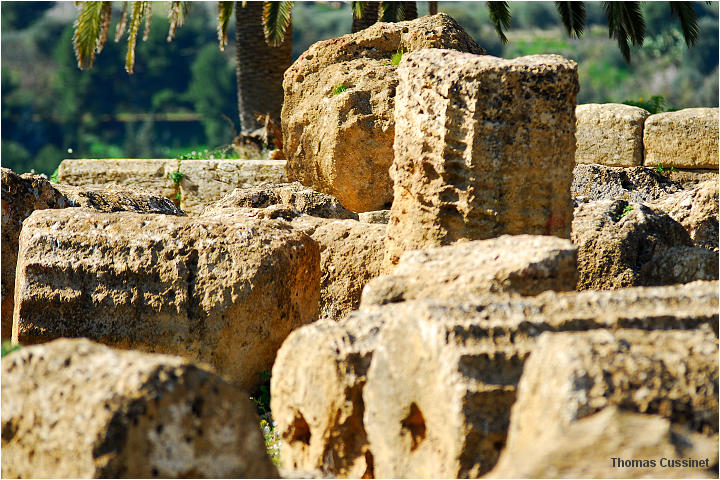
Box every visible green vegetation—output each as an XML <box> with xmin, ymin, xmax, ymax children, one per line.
<box><xmin>176</xmin><ymin>145</ymin><xmax>241</xmax><ymax>160</ymax></box>
<box><xmin>250</xmin><ymin>370</ymin><xmax>280</xmax><ymax>465</ymax></box>
<box><xmin>50</xmin><ymin>167</ymin><xmax>59</xmax><ymax>183</ymax></box>
<box><xmin>391</xmin><ymin>48</ymin><xmax>404</xmax><ymax>66</ymax></box>
<box><xmin>168</xmin><ymin>160</ymin><xmax>184</xmax><ymax>185</ymax></box>
<box><xmin>653</xmin><ymin>163</ymin><xmax>676</xmax><ymax>175</ymax></box>
<box><xmin>331</xmin><ymin>84</ymin><xmax>348</xmax><ymax>96</ymax></box>
<box><xmin>616</xmin><ymin>204</ymin><xmax>634</xmax><ymax>220</ymax></box>
<box><xmin>621</xmin><ymin>95</ymin><xmax>674</xmax><ymax>114</ymax></box>
<box><xmin>1</xmin><ymin>340</ymin><xmax>21</xmax><ymax>358</ymax></box>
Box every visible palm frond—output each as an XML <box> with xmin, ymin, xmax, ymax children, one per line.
<box><xmin>125</xmin><ymin>1</ymin><xmax>147</xmax><ymax>74</ymax></box>
<box><xmin>352</xmin><ymin>1</ymin><xmax>366</xmax><ymax>18</ymax></box>
<box><xmin>555</xmin><ymin>1</ymin><xmax>585</xmax><ymax>38</ymax></box>
<box><xmin>603</xmin><ymin>1</ymin><xmax>645</xmax><ymax>63</ymax></box>
<box><xmin>487</xmin><ymin>1</ymin><xmax>511</xmax><ymax>44</ymax></box>
<box><xmin>142</xmin><ymin>1</ymin><xmax>152</xmax><ymax>41</ymax></box>
<box><xmin>115</xmin><ymin>1</ymin><xmax>128</xmax><ymax>41</ymax></box>
<box><xmin>218</xmin><ymin>1</ymin><xmax>234</xmax><ymax>51</ymax></box>
<box><xmin>96</xmin><ymin>1</ymin><xmax>112</xmax><ymax>53</ymax></box>
<box><xmin>264</xmin><ymin>1</ymin><xmax>294</xmax><ymax>47</ymax></box>
<box><xmin>379</xmin><ymin>1</ymin><xmax>404</xmax><ymax>22</ymax></box>
<box><xmin>669</xmin><ymin>1</ymin><xmax>699</xmax><ymax>47</ymax></box>
<box><xmin>167</xmin><ymin>1</ymin><xmax>190</xmax><ymax>42</ymax></box>
<box><xmin>73</xmin><ymin>1</ymin><xmax>107</xmax><ymax>70</ymax></box>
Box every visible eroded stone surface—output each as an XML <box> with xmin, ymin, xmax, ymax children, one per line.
<box><xmin>385</xmin><ymin>50</ymin><xmax>578</xmax><ymax>268</ymax></box>
<box><xmin>643</xmin><ymin>246</ymin><xmax>718</xmax><ymax>285</ymax></box>
<box><xmin>644</xmin><ymin>108</ymin><xmax>719</xmax><ymax>169</ymax></box>
<box><xmin>282</xmin><ymin>14</ymin><xmax>485</xmax><ymax>212</ymax></box>
<box><xmin>572</xmin><ymin>199</ymin><xmax>692</xmax><ymax>289</ymax></box>
<box><xmin>362</xmin><ymin>234</ymin><xmax>576</xmax><ymax>306</ymax></box>
<box><xmin>572</xmin><ymin>164</ymin><xmax>683</xmax><ymax>203</ymax></box>
<box><xmin>13</xmin><ymin>208</ymin><xmax>319</xmax><ymax>390</ymax></box>
<box><xmin>1</xmin><ymin>338</ymin><xmax>278</xmax><ymax>478</ymax></box>
<box><xmin>575</xmin><ymin>103</ymin><xmax>649</xmax><ymax>167</ymax></box>
<box><xmin>358</xmin><ymin>210</ymin><xmax>390</xmax><ymax>224</ymax></box>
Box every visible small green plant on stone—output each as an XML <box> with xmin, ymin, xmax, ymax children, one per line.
<box><xmin>331</xmin><ymin>84</ymin><xmax>348</xmax><ymax>96</ymax></box>
<box><xmin>250</xmin><ymin>370</ymin><xmax>280</xmax><ymax>465</ymax></box>
<box><xmin>616</xmin><ymin>204</ymin><xmax>634</xmax><ymax>221</ymax></box>
<box><xmin>391</xmin><ymin>48</ymin><xmax>404</xmax><ymax>66</ymax></box>
<box><xmin>168</xmin><ymin>160</ymin><xmax>184</xmax><ymax>185</ymax></box>
<box><xmin>50</xmin><ymin>168</ymin><xmax>59</xmax><ymax>184</ymax></box>
<box><xmin>653</xmin><ymin>163</ymin><xmax>676</xmax><ymax>175</ymax></box>
<box><xmin>1</xmin><ymin>340</ymin><xmax>21</xmax><ymax>357</ymax></box>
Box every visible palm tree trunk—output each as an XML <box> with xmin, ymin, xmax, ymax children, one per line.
<box><xmin>429</xmin><ymin>1</ymin><xmax>438</xmax><ymax>15</ymax></box>
<box><xmin>235</xmin><ymin>1</ymin><xmax>292</xmax><ymax>137</ymax></box>
<box><xmin>403</xmin><ymin>2</ymin><xmax>418</xmax><ymax>20</ymax></box>
<box><xmin>352</xmin><ymin>1</ymin><xmax>380</xmax><ymax>32</ymax></box>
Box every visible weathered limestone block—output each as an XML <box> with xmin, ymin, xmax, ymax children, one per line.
<box><xmin>1</xmin><ymin>168</ymin><xmax>183</xmax><ymax>340</ymax></box>
<box><xmin>1</xmin><ymin>338</ymin><xmax>278</xmax><ymax>478</ymax></box>
<box><xmin>274</xmin><ymin>281</ymin><xmax>717</xmax><ymax>478</ymax></box>
<box><xmin>664</xmin><ymin>168</ymin><xmax>719</xmax><ymax>189</ymax></box>
<box><xmin>358</xmin><ymin>210</ymin><xmax>390</xmax><ymax>224</ymax></box>
<box><xmin>644</xmin><ymin>108</ymin><xmax>719</xmax><ymax>169</ymax></box>
<box><xmin>363</xmin><ymin>283</ymin><xmax>718</xmax><ymax>478</ymax></box>
<box><xmin>643</xmin><ymin>246</ymin><xmax>718</xmax><ymax>285</ymax></box>
<box><xmin>572</xmin><ymin>163</ymin><xmax>683</xmax><ymax>204</ymax></box>
<box><xmin>385</xmin><ymin>50</ymin><xmax>579</xmax><ymax>268</ymax></box>
<box><xmin>572</xmin><ymin>199</ymin><xmax>693</xmax><ymax>289</ymax></box>
<box><xmin>504</xmin><ymin>329</ymin><xmax>718</xmax><ymax>463</ymax></box>
<box><xmin>650</xmin><ymin>180</ymin><xmax>719</xmax><ymax>250</ymax></box>
<box><xmin>203</xmin><ymin>182</ymin><xmax>357</xmax><ymax>220</ymax></box>
<box><xmin>575</xmin><ymin>103</ymin><xmax>650</xmax><ymax>167</ymax></box>
<box><xmin>271</xmin><ymin>313</ymin><xmax>387</xmax><ymax>478</ymax></box>
<box><xmin>13</xmin><ymin>208</ymin><xmax>319</xmax><ymax>390</ymax></box>
<box><xmin>57</xmin><ymin>159</ymin><xmax>287</xmax><ymax>214</ymax></box>
<box><xmin>489</xmin><ymin>407</ymin><xmax>718</xmax><ymax>479</ymax></box>
<box><xmin>282</xmin><ymin>14</ymin><xmax>485</xmax><ymax>213</ymax></box>
<box><xmin>362</xmin><ymin>234</ymin><xmax>576</xmax><ymax>306</ymax></box>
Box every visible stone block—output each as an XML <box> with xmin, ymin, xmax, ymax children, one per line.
<box><xmin>13</xmin><ymin>208</ymin><xmax>319</xmax><ymax>390</ymax></box>
<box><xmin>385</xmin><ymin>50</ymin><xmax>579</xmax><ymax>268</ymax></box>
<box><xmin>575</xmin><ymin>103</ymin><xmax>649</xmax><ymax>167</ymax></box>
<box><xmin>1</xmin><ymin>338</ymin><xmax>278</xmax><ymax>478</ymax></box>
<box><xmin>644</xmin><ymin>108</ymin><xmax>719</xmax><ymax>169</ymax></box>
<box><xmin>572</xmin><ymin>163</ymin><xmax>682</xmax><ymax>204</ymax></box>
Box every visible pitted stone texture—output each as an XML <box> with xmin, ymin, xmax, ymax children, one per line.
<box><xmin>572</xmin><ymin>164</ymin><xmax>683</xmax><ymax>203</ymax></box>
<box><xmin>282</xmin><ymin>14</ymin><xmax>485</xmax><ymax>213</ymax></box>
<box><xmin>644</xmin><ymin>108</ymin><xmax>719</xmax><ymax>169</ymax></box>
<box><xmin>362</xmin><ymin>235</ymin><xmax>576</xmax><ymax>306</ymax></box>
<box><xmin>642</xmin><ymin>246</ymin><xmax>718</xmax><ymax>284</ymax></box>
<box><xmin>575</xmin><ymin>103</ymin><xmax>649</xmax><ymax>167</ymax></box>
<box><xmin>285</xmin><ymin>281</ymin><xmax>714</xmax><ymax>479</ymax></box>
<box><xmin>358</xmin><ymin>210</ymin><xmax>390</xmax><ymax>224</ymax></box>
<box><xmin>385</xmin><ymin>50</ymin><xmax>578</xmax><ymax>268</ymax></box>
<box><xmin>572</xmin><ymin>199</ymin><xmax>692</xmax><ymax>289</ymax></box>
<box><xmin>203</xmin><ymin>182</ymin><xmax>357</xmax><ymax>220</ymax></box>
<box><xmin>271</xmin><ymin>314</ymin><xmax>386</xmax><ymax>478</ymax></box>
<box><xmin>650</xmin><ymin>180</ymin><xmax>719</xmax><ymax>251</ymax></box>
<box><xmin>13</xmin><ymin>208</ymin><xmax>319</xmax><ymax>390</ymax></box>
<box><xmin>489</xmin><ymin>407</ymin><xmax>718</xmax><ymax>479</ymax></box>
<box><xmin>57</xmin><ymin>158</ymin><xmax>287</xmax><ymax>214</ymax></box>
<box><xmin>1</xmin><ymin>338</ymin><xmax>278</xmax><ymax>479</ymax></box>
<box><xmin>1</xmin><ymin>168</ymin><xmax>182</xmax><ymax>340</ymax></box>
<box><xmin>503</xmin><ymin>329</ymin><xmax>719</xmax><ymax>466</ymax></box>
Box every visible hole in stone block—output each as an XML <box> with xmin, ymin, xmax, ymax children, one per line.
<box><xmin>401</xmin><ymin>402</ymin><xmax>426</xmax><ymax>451</ymax></box>
<box><xmin>289</xmin><ymin>411</ymin><xmax>311</xmax><ymax>445</ymax></box>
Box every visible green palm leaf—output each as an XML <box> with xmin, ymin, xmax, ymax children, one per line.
<box><xmin>115</xmin><ymin>1</ymin><xmax>128</xmax><ymax>42</ymax></box>
<box><xmin>264</xmin><ymin>1</ymin><xmax>294</xmax><ymax>47</ymax></box>
<box><xmin>487</xmin><ymin>1</ymin><xmax>511</xmax><ymax>44</ymax></box>
<box><xmin>379</xmin><ymin>1</ymin><xmax>404</xmax><ymax>22</ymax></box>
<box><xmin>603</xmin><ymin>1</ymin><xmax>645</xmax><ymax>63</ymax></box>
<box><xmin>96</xmin><ymin>1</ymin><xmax>112</xmax><ymax>53</ymax></box>
<box><xmin>555</xmin><ymin>1</ymin><xmax>585</xmax><ymax>38</ymax></box>
<box><xmin>142</xmin><ymin>1</ymin><xmax>152</xmax><ymax>41</ymax></box>
<box><xmin>352</xmin><ymin>1</ymin><xmax>366</xmax><ymax>18</ymax></box>
<box><xmin>218</xmin><ymin>1</ymin><xmax>234</xmax><ymax>51</ymax></box>
<box><xmin>125</xmin><ymin>1</ymin><xmax>148</xmax><ymax>74</ymax></box>
<box><xmin>669</xmin><ymin>1</ymin><xmax>699</xmax><ymax>47</ymax></box>
<box><xmin>73</xmin><ymin>1</ymin><xmax>107</xmax><ymax>70</ymax></box>
<box><xmin>167</xmin><ymin>1</ymin><xmax>190</xmax><ymax>42</ymax></box>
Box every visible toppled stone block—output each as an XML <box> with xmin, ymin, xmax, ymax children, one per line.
<box><xmin>643</xmin><ymin>246</ymin><xmax>718</xmax><ymax>285</ymax></box>
<box><xmin>362</xmin><ymin>235</ymin><xmax>576</xmax><ymax>306</ymax></box>
<box><xmin>1</xmin><ymin>168</ymin><xmax>183</xmax><ymax>340</ymax></box>
<box><xmin>57</xmin><ymin>159</ymin><xmax>287</xmax><ymax>214</ymax></box>
<box><xmin>203</xmin><ymin>182</ymin><xmax>357</xmax><ymax>220</ymax></box>
<box><xmin>650</xmin><ymin>180</ymin><xmax>719</xmax><ymax>251</ymax></box>
<box><xmin>572</xmin><ymin>199</ymin><xmax>692</xmax><ymax>289</ymax></box>
<box><xmin>489</xmin><ymin>407</ymin><xmax>718</xmax><ymax>479</ymax></box>
<box><xmin>575</xmin><ymin>103</ymin><xmax>649</xmax><ymax>167</ymax></box>
<box><xmin>572</xmin><ymin>164</ymin><xmax>683</xmax><ymax>204</ymax></box>
<box><xmin>503</xmin><ymin>329</ymin><xmax>718</xmax><ymax>463</ymax></box>
<box><xmin>273</xmin><ymin>281</ymin><xmax>716</xmax><ymax>478</ymax></box>
<box><xmin>644</xmin><ymin>108</ymin><xmax>719</xmax><ymax>169</ymax></box>
<box><xmin>358</xmin><ymin>210</ymin><xmax>390</xmax><ymax>224</ymax></box>
<box><xmin>282</xmin><ymin>14</ymin><xmax>485</xmax><ymax>213</ymax></box>
<box><xmin>13</xmin><ymin>208</ymin><xmax>319</xmax><ymax>390</ymax></box>
<box><xmin>1</xmin><ymin>338</ymin><xmax>278</xmax><ymax>478</ymax></box>
<box><xmin>385</xmin><ymin>50</ymin><xmax>578</xmax><ymax>268</ymax></box>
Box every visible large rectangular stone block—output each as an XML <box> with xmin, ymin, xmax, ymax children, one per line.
<box><xmin>385</xmin><ymin>50</ymin><xmax>579</xmax><ymax>268</ymax></box>
<box><xmin>57</xmin><ymin>159</ymin><xmax>287</xmax><ymax>214</ymax></box>
<box><xmin>644</xmin><ymin>108</ymin><xmax>719</xmax><ymax>169</ymax></box>
<box><xmin>13</xmin><ymin>208</ymin><xmax>319</xmax><ymax>390</ymax></box>
<box><xmin>575</xmin><ymin>103</ymin><xmax>649</xmax><ymax>167</ymax></box>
